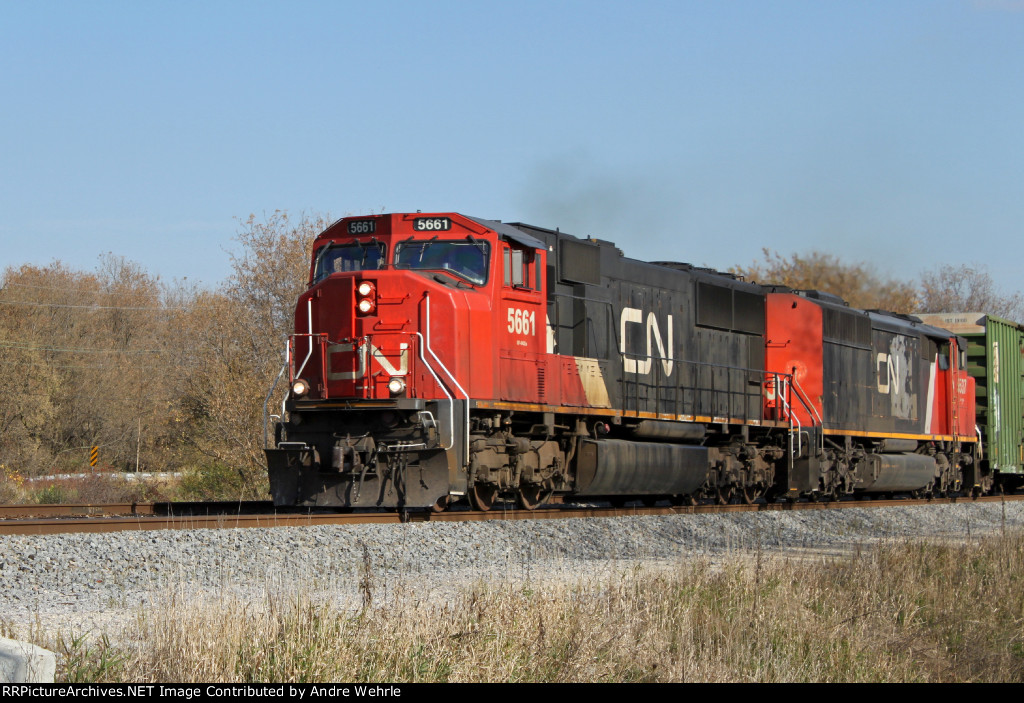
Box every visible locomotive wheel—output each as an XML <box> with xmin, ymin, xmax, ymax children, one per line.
<box><xmin>517</xmin><ymin>485</ymin><xmax>549</xmax><ymax>510</ymax></box>
<box><xmin>741</xmin><ymin>485</ymin><xmax>763</xmax><ymax>505</ymax></box>
<box><xmin>470</xmin><ymin>483</ymin><xmax>498</xmax><ymax>512</ymax></box>
<box><xmin>911</xmin><ymin>483</ymin><xmax>934</xmax><ymax>501</ymax></box>
<box><xmin>716</xmin><ymin>487</ymin><xmax>734</xmax><ymax>505</ymax></box>
<box><xmin>430</xmin><ymin>495</ymin><xmax>450</xmax><ymax>513</ymax></box>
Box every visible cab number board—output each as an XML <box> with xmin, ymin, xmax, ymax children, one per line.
<box><xmin>413</xmin><ymin>217</ymin><xmax>452</xmax><ymax>232</ymax></box>
<box><xmin>347</xmin><ymin>220</ymin><xmax>376</xmax><ymax>234</ymax></box>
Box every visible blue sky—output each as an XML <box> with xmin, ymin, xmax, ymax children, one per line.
<box><xmin>2</xmin><ymin>1</ymin><xmax>1022</xmax><ymax>293</ymax></box>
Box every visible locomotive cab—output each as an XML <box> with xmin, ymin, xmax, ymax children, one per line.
<box><xmin>266</xmin><ymin>213</ymin><xmax>549</xmax><ymax>509</ymax></box>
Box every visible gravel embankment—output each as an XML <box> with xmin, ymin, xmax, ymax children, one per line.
<box><xmin>2</xmin><ymin>501</ymin><xmax>1022</xmax><ymax>634</ymax></box>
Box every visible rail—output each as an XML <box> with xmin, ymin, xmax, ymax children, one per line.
<box><xmin>3</xmin><ymin>494</ymin><xmax>1018</xmax><ymax>535</ymax></box>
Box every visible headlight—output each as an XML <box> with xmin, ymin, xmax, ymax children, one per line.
<box><xmin>387</xmin><ymin>377</ymin><xmax>406</xmax><ymax>395</ymax></box>
<box><xmin>356</xmin><ymin>280</ymin><xmax>377</xmax><ymax>315</ymax></box>
<box><xmin>292</xmin><ymin>379</ymin><xmax>310</xmax><ymax>397</ymax></box>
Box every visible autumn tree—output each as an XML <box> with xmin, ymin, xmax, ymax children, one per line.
<box><xmin>733</xmin><ymin>249</ymin><xmax>920</xmax><ymax>312</ymax></box>
<box><xmin>0</xmin><ymin>211</ymin><xmax>332</xmax><ymax>499</ymax></box>
<box><xmin>165</xmin><ymin>211</ymin><xmax>331</xmax><ymax>497</ymax></box>
<box><xmin>0</xmin><ymin>257</ymin><xmax>179</xmax><ymax>476</ymax></box>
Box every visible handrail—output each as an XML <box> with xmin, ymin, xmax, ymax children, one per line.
<box><xmin>293</xmin><ymin>299</ymin><xmax>315</xmax><ymax>382</ymax></box>
<box><xmin>777</xmin><ymin>376</ymin><xmax>803</xmax><ymax>456</ymax></box>
<box><xmin>790</xmin><ymin>376</ymin><xmax>823</xmax><ymax>428</ymax></box>
<box><xmin>619</xmin><ymin>353</ymin><xmax>779</xmax><ymax>422</ymax></box>
<box><xmin>262</xmin><ymin>358</ymin><xmax>289</xmax><ymax>450</ymax></box>
<box><xmin>411</xmin><ymin>330</ymin><xmax>456</xmax><ymax>451</ymax></box>
<box><xmin>279</xmin><ymin>292</ymin><xmax>467</xmax><ymax>455</ymax></box>
<box><xmin>617</xmin><ymin>349</ymin><xmax>825</xmax><ymax>462</ymax></box>
<box><xmin>422</xmin><ymin>293</ymin><xmax>469</xmax><ymax>464</ymax></box>
<box><xmin>788</xmin><ymin>375</ymin><xmax>823</xmax><ymax>456</ymax></box>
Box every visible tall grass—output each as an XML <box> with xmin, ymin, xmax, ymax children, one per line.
<box><xmin>23</xmin><ymin>532</ymin><xmax>1024</xmax><ymax>682</ymax></box>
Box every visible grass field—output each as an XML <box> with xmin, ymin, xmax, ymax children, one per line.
<box><xmin>9</xmin><ymin>530</ymin><xmax>1022</xmax><ymax>683</ymax></box>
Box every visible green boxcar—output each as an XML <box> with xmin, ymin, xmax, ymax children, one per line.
<box><xmin>918</xmin><ymin>312</ymin><xmax>1024</xmax><ymax>487</ymax></box>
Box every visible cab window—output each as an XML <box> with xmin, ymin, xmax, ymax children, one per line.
<box><xmin>394</xmin><ymin>240</ymin><xmax>490</xmax><ymax>285</ymax></box>
<box><xmin>313</xmin><ymin>241</ymin><xmax>386</xmax><ymax>282</ymax></box>
<box><xmin>503</xmin><ymin>246</ymin><xmax>538</xmax><ymax>290</ymax></box>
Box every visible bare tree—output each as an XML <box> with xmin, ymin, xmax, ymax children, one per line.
<box><xmin>229</xmin><ymin>211</ymin><xmax>330</xmax><ymax>340</ymax></box>
<box><xmin>917</xmin><ymin>264</ymin><xmax>1024</xmax><ymax>323</ymax></box>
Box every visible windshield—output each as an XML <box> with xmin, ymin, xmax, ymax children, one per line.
<box><xmin>313</xmin><ymin>242</ymin><xmax>386</xmax><ymax>282</ymax></box>
<box><xmin>394</xmin><ymin>240</ymin><xmax>490</xmax><ymax>285</ymax></box>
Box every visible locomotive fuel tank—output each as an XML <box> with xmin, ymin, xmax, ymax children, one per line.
<box><xmin>855</xmin><ymin>453</ymin><xmax>938</xmax><ymax>493</ymax></box>
<box><xmin>574</xmin><ymin>438</ymin><xmax>709</xmax><ymax>496</ymax></box>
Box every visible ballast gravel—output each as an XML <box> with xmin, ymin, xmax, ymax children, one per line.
<box><xmin>1</xmin><ymin>501</ymin><xmax>1022</xmax><ymax>634</ymax></box>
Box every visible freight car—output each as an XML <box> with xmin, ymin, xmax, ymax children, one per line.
<box><xmin>265</xmin><ymin>212</ymin><xmax>984</xmax><ymax>510</ymax></box>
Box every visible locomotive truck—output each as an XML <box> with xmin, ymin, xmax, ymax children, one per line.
<box><xmin>265</xmin><ymin>212</ymin><xmax>983</xmax><ymax>510</ymax></box>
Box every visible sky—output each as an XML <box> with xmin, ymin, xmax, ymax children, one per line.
<box><xmin>2</xmin><ymin>0</ymin><xmax>1023</xmax><ymax>293</ymax></box>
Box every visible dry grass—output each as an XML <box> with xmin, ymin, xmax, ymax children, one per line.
<box><xmin>29</xmin><ymin>531</ymin><xmax>1024</xmax><ymax>683</ymax></box>
<box><xmin>0</xmin><ymin>472</ymin><xmax>181</xmax><ymax>504</ymax></box>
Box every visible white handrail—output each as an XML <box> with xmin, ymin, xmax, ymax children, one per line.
<box><xmin>411</xmin><ymin>330</ymin><xmax>456</xmax><ymax>451</ymax></box>
<box><xmin>423</xmin><ymin>293</ymin><xmax>470</xmax><ymax>464</ymax></box>
<box><xmin>293</xmin><ymin>299</ymin><xmax>315</xmax><ymax>381</ymax></box>
<box><xmin>777</xmin><ymin>376</ymin><xmax>803</xmax><ymax>457</ymax></box>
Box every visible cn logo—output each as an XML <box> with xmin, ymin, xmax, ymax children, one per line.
<box><xmin>620</xmin><ymin>307</ymin><xmax>673</xmax><ymax>376</ymax></box>
<box><xmin>327</xmin><ymin>341</ymin><xmax>409</xmax><ymax>380</ymax></box>
<box><xmin>876</xmin><ymin>334</ymin><xmax>915</xmax><ymax>420</ymax></box>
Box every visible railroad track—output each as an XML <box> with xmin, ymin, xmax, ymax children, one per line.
<box><xmin>2</xmin><ymin>493</ymin><xmax>1021</xmax><ymax>536</ymax></box>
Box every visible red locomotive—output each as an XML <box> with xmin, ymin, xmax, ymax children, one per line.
<box><xmin>265</xmin><ymin>212</ymin><xmax>983</xmax><ymax>509</ymax></box>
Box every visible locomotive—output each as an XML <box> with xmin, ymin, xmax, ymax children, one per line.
<box><xmin>265</xmin><ymin>212</ymin><xmax>985</xmax><ymax>510</ymax></box>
